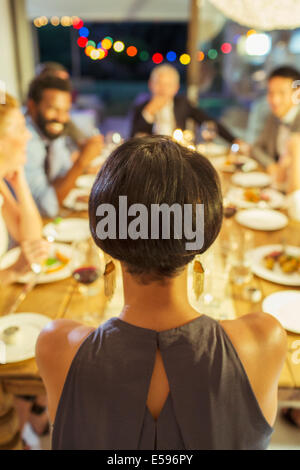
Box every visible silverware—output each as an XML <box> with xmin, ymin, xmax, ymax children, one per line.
<box><xmin>5</xmin><ymin>235</ymin><xmax>54</xmax><ymax>315</ymax></box>
<box><xmin>5</xmin><ymin>272</ymin><xmax>40</xmax><ymax>315</ymax></box>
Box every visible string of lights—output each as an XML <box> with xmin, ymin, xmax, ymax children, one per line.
<box><xmin>33</xmin><ymin>16</ymin><xmax>265</xmax><ymax>64</ymax></box>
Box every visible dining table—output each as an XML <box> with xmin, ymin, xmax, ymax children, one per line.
<box><xmin>0</xmin><ymin>144</ymin><xmax>300</xmax><ymax>450</ymax></box>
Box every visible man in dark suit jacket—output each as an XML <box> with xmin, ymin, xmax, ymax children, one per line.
<box><xmin>130</xmin><ymin>64</ymin><xmax>235</xmax><ymax>144</ymax></box>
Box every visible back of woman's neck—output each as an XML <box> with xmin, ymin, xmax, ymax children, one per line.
<box><xmin>119</xmin><ymin>303</ymin><xmax>202</xmax><ymax>332</ymax></box>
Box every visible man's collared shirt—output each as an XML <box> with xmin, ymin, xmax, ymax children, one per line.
<box><xmin>24</xmin><ymin>116</ymin><xmax>76</xmax><ymax>217</ymax></box>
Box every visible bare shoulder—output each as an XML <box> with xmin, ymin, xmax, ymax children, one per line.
<box><xmin>36</xmin><ymin>319</ymin><xmax>95</xmax><ymax>386</ymax></box>
<box><xmin>220</xmin><ymin>313</ymin><xmax>287</xmax><ymax>426</ymax></box>
<box><xmin>35</xmin><ymin>319</ymin><xmax>95</xmax><ymax>424</ymax></box>
<box><xmin>220</xmin><ymin>312</ymin><xmax>287</xmax><ymax>358</ymax></box>
<box><xmin>36</xmin><ymin>319</ymin><xmax>94</xmax><ymax>361</ymax></box>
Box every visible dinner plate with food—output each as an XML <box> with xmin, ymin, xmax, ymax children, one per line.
<box><xmin>63</xmin><ymin>188</ymin><xmax>90</xmax><ymax>211</ymax></box>
<box><xmin>0</xmin><ymin>243</ymin><xmax>74</xmax><ymax>284</ymax></box>
<box><xmin>262</xmin><ymin>291</ymin><xmax>300</xmax><ymax>334</ymax></box>
<box><xmin>231</xmin><ymin>172</ymin><xmax>272</xmax><ymax>188</ymax></box>
<box><xmin>226</xmin><ymin>187</ymin><xmax>286</xmax><ymax>209</ymax></box>
<box><xmin>196</xmin><ymin>143</ymin><xmax>229</xmax><ymax>157</ymax></box>
<box><xmin>211</xmin><ymin>155</ymin><xmax>258</xmax><ymax>173</ymax></box>
<box><xmin>0</xmin><ymin>313</ymin><xmax>52</xmax><ymax>363</ymax></box>
<box><xmin>247</xmin><ymin>244</ymin><xmax>300</xmax><ymax>286</ymax></box>
<box><xmin>235</xmin><ymin>209</ymin><xmax>288</xmax><ymax>231</ymax></box>
<box><xmin>43</xmin><ymin>217</ymin><xmax>90</xmax><ymax>243</ymax></box>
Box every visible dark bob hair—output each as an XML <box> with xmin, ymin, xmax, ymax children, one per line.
<box><xmin>28</xmin><ymin>75</ymin><xmax>72</xmax><ymax>104</ymax></box>
<box><xmin>89</xmin><ymin>135</ymin><xmax>223</xmax><ymax>283</ymax></box>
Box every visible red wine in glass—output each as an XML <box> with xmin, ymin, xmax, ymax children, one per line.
<box><xmin>72</xmin><ymin>266</ymin><xmax>100</xmax><ymax>284</ymax></box>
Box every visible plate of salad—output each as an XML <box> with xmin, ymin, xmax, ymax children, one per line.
<box><xmin>0</xmin><ymin>243</ymin><xmax>75</xmax><ymax>284</ymax></box>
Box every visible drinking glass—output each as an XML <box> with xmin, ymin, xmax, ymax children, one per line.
<box><xmin>197</xmin><ymin>244</ymin><xmax>232</xmax><ymax>320</ymax></box>
<box><xmin>202</xmin><ymin>271</ymin><xmax>231</xmax><ymax>319</ymax></box>
<box><xmin>228</xmin><ymin>230</ymin><xmax>254</xmax><ymax>289</ymax></box>
<box><xmin>71</xmin><ymin>238</ymin><xmax>105</xmax><ymax>324</ymax></box>
<box><xmin>220</xmin><ymin>176</ymin><xmax>238</xmax><ymax>267</ymax></box>
<box><xmin>199</xmin><ymin>121</ymin><xmax>217</xmax><ymax>143</ymax></box>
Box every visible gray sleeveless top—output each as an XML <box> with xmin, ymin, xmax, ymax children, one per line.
<box><xmin>52</xmin><ymin>315</ymin><xmax>273</xmax><ymax>450</ymax></box>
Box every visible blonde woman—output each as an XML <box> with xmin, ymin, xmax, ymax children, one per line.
<box><xmin>0</xmin><ymin>93</ymin><xmax>49</xmax><ymax>283</ymax></box>
<box><xmin>0</xmin><ymin>93</ymin><xmax>50</xmax><ymax>444</ymax></box>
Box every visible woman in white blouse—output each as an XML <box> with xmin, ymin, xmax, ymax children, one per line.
<box><xmin>0</xmin><ymin>93</ymin><xmax>49</xmax><ymax>283</ymax></box>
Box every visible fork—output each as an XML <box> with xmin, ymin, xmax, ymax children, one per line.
<box><xmin>5</xmin><ymin>234</ymin><xmax>55</xmax><ymax>315</ymax></box>
<box><xmin>5</xmin><ymin>268</ymin><xmax>42</xmax><ymax>315</ymax></box>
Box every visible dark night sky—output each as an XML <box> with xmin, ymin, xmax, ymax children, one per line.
<box><xmin>37</xmin><ymin>22</ymin><xmax>188</xmax><ymax>82</ymax></box>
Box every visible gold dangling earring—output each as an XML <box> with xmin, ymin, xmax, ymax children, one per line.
<box><xmin>103</xmin><ymin>253</ymin><xmax>116</xmax><ymax>300</ymax></box>
<box><xmin>192</xmin><ymin>256</ymin><xmax>204</xmax><ymax>301</ymax></box>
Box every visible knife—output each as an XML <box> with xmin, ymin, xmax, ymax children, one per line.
<box><xmin>5</xmin><ymin>266</ymin><xmax>42</xmax><ymax>316</ymax></box>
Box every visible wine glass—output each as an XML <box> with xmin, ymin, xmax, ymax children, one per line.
<box><xmin>199</xmin><ymin>121</ymin><xmax>217</xmax><ymax>143</ymax></box>
<box><xmin>71</xmin><ymin>238</ymin><xmax>105</xmax><ymax>325</ymax></box>
<box><xmin>228</xmin><ymin>230</ymin><xmax>254</xmax><ymax>291</ymax></box>
<box><xmin>220</xmin><ymin>175</ymin><xmax>239</xmax><ymax>274</ymax></box>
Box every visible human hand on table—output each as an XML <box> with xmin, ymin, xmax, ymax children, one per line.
<box><xmin>3</xmin><ymin>239</ymin><xmax>50</xmax><ymax>284</ymax></box>
<box><xmin>20</xmin><ymin>239</ymin><xmax>50</xmax><ymax>270</ymax></box>
<box><xmin>2</xmin><ymin>240</ymin><xmax>47</xmax><ymax>284</ymax></box>
<box><xmin>78</xmin><ymin>135</ymin><xmax>104</xmax><ymax>168</ymax></box>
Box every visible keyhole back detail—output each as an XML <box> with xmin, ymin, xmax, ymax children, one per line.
<box><xmin>146</xmin><ymin>348</ymin><xmax>170</xmax><ymax>421</ymax></box>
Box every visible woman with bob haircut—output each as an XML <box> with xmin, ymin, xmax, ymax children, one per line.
<box><xmin>36</xmin><ymin>136</ymin><xmax>287</xmax><ymax>450</ymax></box>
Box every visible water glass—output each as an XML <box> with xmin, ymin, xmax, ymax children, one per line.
<box><xmin>199</xmin><ymin>121</ymin><xmax>217</xmax><ymax>143</ymax></box>
<box><xmin>227</xmin><ymin>230</ymin><xmax>257</xmax><ymax>301</ymax></box>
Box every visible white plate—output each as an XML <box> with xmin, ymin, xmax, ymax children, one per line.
<box><xmin>0</xmin><ymin>243</ymin><xmax>74</xmax><ymax>284</ymax></box>
<box><xmin>231</xmin><ymin>172</ymin><xmax>272</xmax><ymax>188</ymax></box>
<box><xmin>63</xmin><ymin>188</ymin><xmax>90</xmax><ymax>211</ymax></box>
<box><xmin>248</xmin><ymin>244</ymin><xmax>300</xmax><ymax>286</ymax></box>
<box><xmin>211</xmin><ymin>156</ymin><xmax>258</xmax><ymax>173</ymax></box>
<box><xmin>235</xmin><ymin>209</ymin><xmax>288</xmax><ymax>231</ymax></box>
<box><xmin>226</xmin><ymin>187</ymin><xmax>286</xmax><ymax>209</ymax></box>
<box><xmin>0</xmin><ymin>313</ymin><xmax>52</xmax><ymax>363</ymax></box>
<box><xmin>43</xmin><ymin>218</ymin><xmax>90</xmax><ymax>243</ymax></box>
<box><xmin>75</xmin><ymin>175</ymin><xmax>96</xmax><ymax>189</ymax></box>
<box><xmin>262</xmin><ymin>291</ymin><xmax>300</xmax><ymax>334</ymax></box>
<box><xmin>197</xmin><ymin>143</ymin><xmax>229</xmax><ymax>157</ymax></box>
